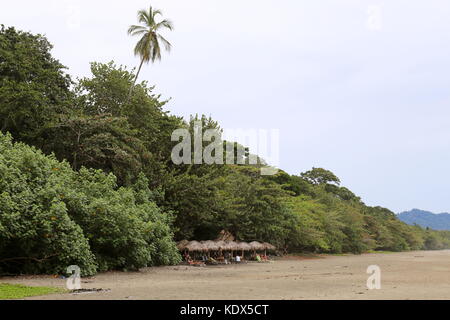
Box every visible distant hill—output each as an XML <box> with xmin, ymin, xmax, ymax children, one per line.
<box><xmin>398</xmin><ymin>209</ymin><xmax>450</xmax><ymax>231</ymax></box>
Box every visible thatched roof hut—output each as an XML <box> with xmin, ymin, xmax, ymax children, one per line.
<box><xmin>237</xmin><ymin>242</ymin><xmax>252</xmax><ymax>251</ymax></box>
<box><xmin>216</xmin><ymin>241</ymin><xmax>227</xmax><ymax>250</ymax></box>
<box><xmin>222</xmin><ymin>241</ymin><xmax>239</xmax><ymax>251</ymax></box>
<box><xmin>249</xmin><ymin>241</ymin><xmax>265</xmax><ymax>251</ymax></box>
<box><xmin>179</xmin><ymin>239</ymin><xmax>269</xmax><ymax>253</ymax></box>
<box><xmin>201</xmin><ymin>240</ymin><xmax>220</xmax><ymax>251</ymax></box>
<box><xmin>185</xmin><ymin>241</ymin><xmax>207</xmax><ymax>252</ymax></box>
<box><xmin>262</xmin><ymin>242</ymin><xmax>276</xmax><ymax>251</ymax></box>
<box><xmin>177</xmin><ymin>240</ymin><xmax>189</xmax><ymax>251</ymax></box>
<box><xmin>216</xmin><ymin>230</ymin><xmax>235</xmax><ymax>241</ymax></box>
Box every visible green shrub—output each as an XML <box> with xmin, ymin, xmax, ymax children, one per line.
<box><xmin>0</xmin><ymin>133</ymin><xmax>97</xmax><ymax>275</ymax></box>
<box><xmin>0</xmin><ymin>133</ymin><xmax>180</xmax><ymax>276</ymax></box>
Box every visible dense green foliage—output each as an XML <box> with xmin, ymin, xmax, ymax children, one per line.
<box><xmin>0</xmin><ymin>25</ymin><xmax>72</xmax><ymax>149</ymax></box>
<box><xmin>277</xmin><ymin>173</ymin><xmax>450</xmax><ymax>253</ymax></box>
<box><xmin>1</xmin><ymin>26</ymin><xmax>449</xmax><ymax>275</ymax></box>
<box><xmin>0</xmin><ymin>133</ymin><xmax>180</xmax><ymax>275</ymax></box>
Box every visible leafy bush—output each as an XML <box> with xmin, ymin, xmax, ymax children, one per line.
<box><xmin>0</xmin><ymin>133</ymin><xmax>180</xmax><ymax>275</ymax></box>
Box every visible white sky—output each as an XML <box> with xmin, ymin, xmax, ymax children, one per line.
<box><xmin>2</xmin><ymin>0</ymin><xmax>450</xmax><ymax>213</ymax></box>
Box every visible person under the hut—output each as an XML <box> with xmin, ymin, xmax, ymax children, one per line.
<box><xmin>184</xmin><ymin>252</ymin><xmax>193</xmax><ymax>264</ymax></box>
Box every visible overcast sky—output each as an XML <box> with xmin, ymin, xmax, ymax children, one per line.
<box><xmin>2</xmin><ymin>0</ymin><xmax>450</xmax><ymax>213</ymax></box>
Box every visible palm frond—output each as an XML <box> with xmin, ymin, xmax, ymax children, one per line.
<box><xmin>152</xmin><ymin>9</ymin><xmax>163</xmax><ymax>19</ymax></box>
<box><xmin>134</xmin><ymin>35</ymin><xmax>152</xmax><ymax>62</ymax></box>
<box><xmin>137</xmin><ymin>9</ymin><xmax>150</xmax><ymax>25</ymax></box>
<box><xmin>130</xmin><ymin>29</ymin><xmax>148</xmax><ymax>37</ymax></box>
<box><xmin>154</xmin><ymin>19</ymin><xmax>174</xmax><ymax>31</ymax></box>
<box><xmin>151</xmin><ymin>33</ymin><xmax>162</xmax><ymax>62</ymax></box>
<box><xmin>157</xmin><ymin>34</ymin><xmax>172</xmax><ymax>51</ymax></box>
<box><xmin>128</xmin><ymin>25</ymin><xmax>147</xmax><ymax>36</ymax></box>
<box><xmin>147</xmin><ymin>7</ymin><xmax>163</xmax><ymax>26</ymax></box>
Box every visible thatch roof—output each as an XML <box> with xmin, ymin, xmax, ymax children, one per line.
<box><xmin>179</xmin><ymin>239</ymin><xmax>268</xmax><ymax>252</ymax></box>
<box><xmin>262</xmin><ymin>242</ymin><xmax>277</xmax><ymax>251</ymax></box>
<box><xmin>249</xmin><ymin>241</ymin><xmax>265</xmax><ymax>251</ymax></box>
<box><xmin>216</xmin><ymin>230</ymin><xmax>235</xmax><ymax>241</ymax></box>
<box><xmin>201</xmin><ymin>240</ymin><xmax>220</xmax><ymax>251</ymax></box>
<box><xmin>222</xmin><ymin>241</ymin><xmax>239</xmax><ymax>251</ymax></box>
<box><xmin>185</xmin><ymin>241</ymin><xmax>207</xmax><ymax>252</ymax></box>
<box><xmin>237</xmin><ymin>242</ymin><xmax>252</xmax><ymax>251</ymax></box>
<box><xmin>215</xmin><ymin>240</ymin><xmax>227</xmax><ymax>250</ymax></box>
<box><xmin>177</xmin><ymin>240</ymin><xmax>189</xmax><ymax>251</ymax></box>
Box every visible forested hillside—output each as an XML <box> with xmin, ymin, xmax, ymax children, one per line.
<box><xmin>1</xmin><ymin>25</ymin><xmax>449</xmax><ymax>275</ymax></box>
<box><xmin>398</xmin><ymin>209</ymin><xmax>450</xmax><ymax>231</ymax></box>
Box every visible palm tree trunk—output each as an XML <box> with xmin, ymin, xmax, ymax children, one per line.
<box><xmin>126</xmin><ymin>58</ymin><xmax>145</xmax><ymax>104</ymax></box>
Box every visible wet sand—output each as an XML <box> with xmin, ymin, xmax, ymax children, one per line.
<box><xmin>2</xmin><ymin>250</ymin><xmax>450</xmax><ymax>300</ymax></box>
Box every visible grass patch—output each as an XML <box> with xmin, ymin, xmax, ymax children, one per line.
<box><xmin>0</xmin><ymin>283</ymin><xmax>65</xmax><ymax>300</ymax></box>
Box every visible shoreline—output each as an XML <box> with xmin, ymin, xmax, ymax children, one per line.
<box><xmin>2</xmin><ymin>250</ymin><xmax>450</xmax><ymax>300</ymax></box>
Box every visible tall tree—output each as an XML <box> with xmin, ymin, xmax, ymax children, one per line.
<box><xmin>0</xmin><ymin>25</ymin><xmax>73</xmax><ymax>149</ymax></box>
<box><xmin>300</xmin><ymin>167</ymin><xmax>341</xmax><ymax>186</ymax></box>
<box><xmin>127</xmin><ymin>6</ymin><xmax>173</xmax><ymax>102</ymax></box>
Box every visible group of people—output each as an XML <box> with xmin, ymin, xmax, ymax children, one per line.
<box><xmin>254</xmin><ymin>254</ymin><xmax>270</xmax><ymax>262</ymax></box>
<box><xmin>183</xmin><ymin>251</ymin><xmax>270</xmax><ymax>265</ymax></box>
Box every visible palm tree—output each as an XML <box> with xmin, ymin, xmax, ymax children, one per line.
<box><xmin>127</xmin><ymin>6</ymin><xmax>173</xmax><ymax>102</ymax></box>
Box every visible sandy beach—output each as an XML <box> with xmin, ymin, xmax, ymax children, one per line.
<box><xmin>2</xmin><ymin>250</ymin><xmax>450</xmax><ymax>300</ymax></box>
